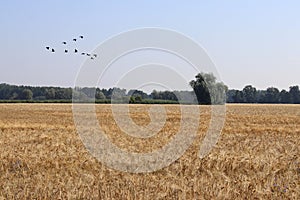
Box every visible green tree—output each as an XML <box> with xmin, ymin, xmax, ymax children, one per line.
<box><xmin>265</xmin><ymin>87</ymin><xmax>280</xmax><ymax>103</ymax></box>
<box><xmin>190</xmin><ymin>73</ymin><xmax>211</xmax><ymax>104</ymax></box>
<box><xmin>135</xmin><ymin>95</ymin><xmax>142</xmax><ymax>102</ymax></box>
<box><xmin>174</xmin><ymin>90</ymin><xmax>197</xmax><ymax>104</ymax></box>
<box><xmin>21</xmin><ymin>89</ymin><xmax>33</xmax><ymax>100</ymax></box>
<box><xmin>289</xmin><ymin>86</ymin><xmax>300</xmax><ymax>103</ymax></box>
<box><xmin>279</xmin><ymin>89</ymin><xmax>291</xmax><ymax>103</ymax></box>
<box><xmin>110</xmin><ymin>87</ymin><xmax>126</xmax><ymax>101</ymax></box>
<box><xmin>128</xmin><ymin>89</ymin><xmax>149</xmax><ymax>99</ymax></box>
<box><xmin>234</xmin><ymin>90</ymin><xmax>244</xmax><ymax>103</ymax></box>
<box><xmin>242</xmin><ymin>85</ymin><xmax>257</xmax><ymax>103</ymax></box>
<box><xmin>190</xmin><ymin>72</ymin><xmax>227</xmax><ymax>105</ymax></box>
<box><xmin>95</xmin><ymin>89</ymin><xmax>106</xmax><ymax>100</ymax></box>
<box><xmin>10</xmin><ymin>92</ymin><xmax>19</xmax><ymax>100</ymax></box>
<box><xmin>151</xmin><ymin>90</ymin><xmax>159</xmax><ymax>99</ymax></box>
<box><xmin>129</xmin><ymin>96</ymin><xmax>136</xmax><ymax>103</ymax></box>
<box><xmin>227</xmin><ymin>89</ymin><xmax>243</xmax><ymax>103</ymax></box>
<box><xmin>129</xmin><ymin>95</ymin><xmax>143</xmax><ymax>103</ymax></box>
<box><xmin>81</xmin><ymin>87</ymin><xmax>96</xmax><ymax>99</ymax></box>
<box><xmin>211</xmin><ymin>82</ymin><xmax>228</xmax><ymax>104</ymax></box>
<box><xmin>45</xmin><ymin>88</ymin><xmax>56</xmax><ymax>99</ymax></box>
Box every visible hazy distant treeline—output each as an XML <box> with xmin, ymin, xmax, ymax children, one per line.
<box><xmin>227</xmin><ymin>85</ymin><xmax>300</xmax><ymax>104</ymax></box>
<box><xmin>0</xmin><ymin>73</ymin><xmax>226</xmax><ymax>104</ymax></box>
<box><xmin>0</xmin><ymin>83</ymin><xmax>193</xmax><ymax>104</ymax></box>
<box><xmin>0</xmin><ymin>73</ymin><xmax>299</xmax><ymax>104</ymax></box>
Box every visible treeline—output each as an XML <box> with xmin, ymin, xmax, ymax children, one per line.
<box><xmin>1</xmin><ymin>73</ymin><xmax>299</xmax><ymax>104</ymax></box>
<box><xmin>0</xmin><ymin>83</ymin><xmax>193</xmax><ymax>104</ymax></box>
<box><xmin>227</xmin><ymin>85</ymin><xmax>300</xmax><ymax>104</ymax></box>
<box><xmin>0</xmin><ymin>84</ymin><xmax>73</xmax><ymax>101</ymax></box>
<box><xmin>0</xmin><ymin>73</ymin><xmax>226</xmax><ymax>104</ymax></box>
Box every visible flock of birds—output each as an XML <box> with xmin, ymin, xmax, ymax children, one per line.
<box><xmin>45</xmin><ymin>35</ymin><xmax>98</xmax><ymax>60</ymax></box>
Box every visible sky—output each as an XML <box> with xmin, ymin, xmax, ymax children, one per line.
<box><xmin>0</xmin><ymin>0</ymin><xmax>299</xmax><ymax>91</ymax></box>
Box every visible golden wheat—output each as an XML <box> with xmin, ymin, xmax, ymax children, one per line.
<box><xmin>0</xmin><ymin>104</ymin><xmax>299</xmax><ymax>199</ymax></box>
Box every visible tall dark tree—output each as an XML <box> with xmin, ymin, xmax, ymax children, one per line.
<box><xmin>289</xmin><ymin>86</ymin><xmax>300</xmax><ymax>103</ymax></box>
<box><xmin>242</xmin><ymin>85</ymin><xmax>257</xmax><ymax>103</ymax></box>
<box><xmin>190</xmin><ymin>72</ymin><xmax>227</xmax><ymax>105</ymax></box>
<box><xmin>189</xmin><ymin>73</ymin><xmax>211</xmax><ymax>104</ymax></box>
<box><xmin>265</xmin><ymin>87</ymin><xmax>280</xmax><ymax>103</ymax></box>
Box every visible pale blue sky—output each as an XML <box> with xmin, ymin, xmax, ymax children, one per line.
<box><xmin>0</xmin><ymin>1</ymin><xmax>299</xmax><ymax>90</ymax></box>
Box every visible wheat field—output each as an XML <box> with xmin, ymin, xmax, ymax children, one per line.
<box><xmin>0</xmin><ymin>104</ymin><xmax>299</xmax><ymax>199</ymax></box>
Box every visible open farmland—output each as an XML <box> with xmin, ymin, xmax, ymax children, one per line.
<box><xmin>0</xmin><ymin>104</ymin><xmax>299</xmax><ymax>199</ymax></box>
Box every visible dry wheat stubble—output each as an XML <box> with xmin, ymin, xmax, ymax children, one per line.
<box><xmin>0</xmin><ymin>103</ymin><xmax>299</xmax><ymax>199</ymax></box>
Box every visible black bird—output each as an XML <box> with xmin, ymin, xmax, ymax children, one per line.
<box><xmin>65</xmin><ymin>49</ymin><xmax>68</xmax><ymax>53</ymax></box>
<box><xmin>74</xmin><ymin>49</ymin><xmax>78</xmax><ymax>53</ymax></box>
<box><xmin>81</xmin><ymin>52</ymin><xmax>85</xmax><ymax>55</ymax></box>
<box><xmin>62</xmin><ymin>41</ymin><xmax>67</xmax><ymax>45</ymax></box>
<box><xmin>79</xmin><ymin>36</ymin><xmax>83</xmax><ymax>39</ymax></box>
<box><xmin>51</xmin><ymin>48</ymin><xmax>55</xmax><ymax>52</ymax></box>
<box><xmin>73</xmin><ymin>38</ymin><xmax>77</xmax><ymax>42</ymax></box>
<box><xmin>91</xmin><ymin>57</ymin><xmax>94</xmax><ymax>60</ymax></box>
<box><xmin>93</xmin><ymin>54</ymin><xmax>97</xmax><ymax>57</ymax></box>
<box><xmin>46</xmin><ymin>46</ymin><xmax>50</xmax><ymax>50</ymax></box>
<box><xmin>86</xmin><ymin>53</ymin><xmax>91</xmax><ymax>56</ymax></box>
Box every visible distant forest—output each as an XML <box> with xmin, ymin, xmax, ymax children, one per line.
<box><xmin>227</xmin><ymin>85</ymin><xmax>300</xmax><ymax>104</ymax></box>
<box><xmin>0</xmin><ymin>73</ymin><xmax>299</xmax><ymax>104</ymax></box>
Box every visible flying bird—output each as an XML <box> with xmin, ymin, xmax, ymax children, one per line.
<box><xmin>91</xmin><ymin>57</ymin><xmax>94</xmax><ymax>60</ymax></box>
<box><xmin>46</xmin><ymin>35</ymin><xmax>91</xmax><ymax>56</ymax></box>
<box><xmin>93</xmin><ymin>54</ymin><xmax>97</xmax><ymax>57</ymax></box>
